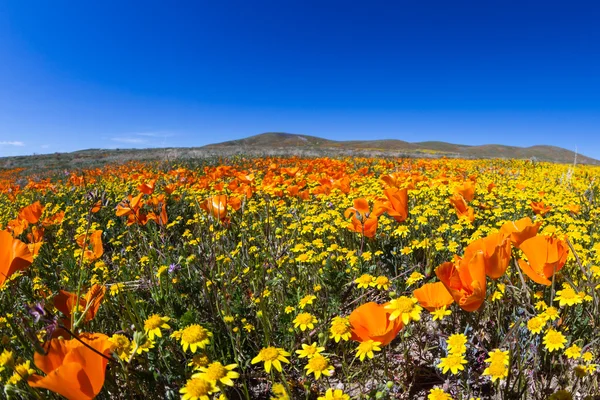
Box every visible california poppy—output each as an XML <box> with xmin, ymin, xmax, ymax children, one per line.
<box><xmin>54</xmin><ymin>284</ymin><xmax>106</xmax><ymax>326</ymax></box>
<box><xmin>436</xmin><ymin>252</ymin><xmax>487</xmax><ymax>312</ymax></box>
<box><xmin>449</xmin><ymin>194</ymin><xmax>475</xmax><ymax>223</ymax></box>
<box><xmin>348</xmin><ymin>302</ymin><xmax>403</xmax><ymax>346</ymax></box>
<box><xmin>464</xmin><ymin>233</ymin><xmax>512</xmax><ymax>279</ymax></box>
<box><xmin>200</xmin><ymin>195</ymin><xmax>228</xmax><ymax>220</ymax></box>
<box><xmin>115</xmin><ymin>193</ymin><xmax>144</xmax><ymax>217</ymax></box>
<box><xmin>0</xmin><ymin>230</ymin><xmax>33</xmax><ymax>286</ymax></box>
<box><xmin>75</xmin><ymin>230</ymin><xmax>104</xmax><ymax>262</ymax></box>
<box><xmin>517</xmin><ymin>235</ymin><xmax>569</xmax><ymax>286</ymax></box>
<box><xmin>413</xmin><ymin>282</ymin><xmax>454</xmax><ymax>311</ymax></box>
<box><xmin>19</xmin><ymin>201</ymin><xmax>44</xmax><ymax>224</ymax></box>
<box><xmin>344</xmin><ymin>198</ymin><xmax>382</xmax><ymax>238</ymax></box>
<box><xmin>499</xmin><ymin>217</ymin><xmax>541</xmax><ymax>246</ymax></box>
<box><xmin>530</xmin><ymin>201</ymin><xmax>551</xmax><ymax>216</ymax></box>
<box><xmin>138</xmin><ymin>179</ymin><xmax>156</xmax><ymax>195</ymax></box>
<box><xmin>381</xmin><ymin>188</ymin><xmax>409</xmax><ymax>223</ymax></box>
<box><xmin>28</xmin><ymin>333</ymin><xmax>113</xmax><ymax>400</ymax></box>
<box><xmin>454</xmin><ymin>181</ymin><xmax>475</xmax><ymax>202</ymax></box>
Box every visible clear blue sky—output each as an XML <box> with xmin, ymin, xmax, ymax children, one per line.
<box><xmin>1</xmin><ymin>1</ymin><xmax>599</xmax><ymax>158</ymax></box>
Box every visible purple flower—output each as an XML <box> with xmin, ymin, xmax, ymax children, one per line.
<box><xmin>169</xmin><ymin>263</ymin><xmax>181</xmax><ymax>274</ymax></box>
<box><xmin>27</xmin><ymin>302</ymin><xmax>46</xmax><ymax>324</ymax></box>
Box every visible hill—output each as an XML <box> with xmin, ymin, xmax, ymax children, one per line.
<box><xmin>204</xmin><ymin>132</ymin><xmax>598</xmax><ymax>164</ymax></box>
<box><xmin>1</xmin><ymin>132</ymin><xmax>597</xmax><ymax>174</ymax></box>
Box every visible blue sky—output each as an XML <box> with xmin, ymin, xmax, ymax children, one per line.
<box><xmin>1</xmin><ymin>1</ymin><xmax>599</xmax><ymax>158</ymax></box>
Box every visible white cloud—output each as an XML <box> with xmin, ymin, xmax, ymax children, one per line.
<box><xmin>0</xmin><ymin>141</ymin><xmax>24</xmax><ymax>146</ymax></box>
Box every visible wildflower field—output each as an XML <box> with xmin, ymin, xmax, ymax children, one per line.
<box><xmin>1</xmin><ymin>155</ymin><xmax>599</xmax><ymax>400</ymax></box>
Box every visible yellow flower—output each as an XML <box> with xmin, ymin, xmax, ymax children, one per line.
<box><xmin>293</xmin><ymin>312</ymin><xmax>318</xmax><ymax>331</ymax></box>
<box><xmin>446</xmin><ymin>333</ymin><xmax>468</xmax><ymax>355</ymax></box>
<box><xmin>271</xmin><ymin>383</ymin><xmax>289</xmax><ymax>400</ymax></box>
<box><xmin>251</xmin><ymin>347</ymin><xmax>291</xmax><ymax>373</ymax></box>
<box><xmin>491</xmin><ymin>291</ymin><xmax>503</xmax><ymax>302</ymax></box>
<box><xmin>374</xmin><ymin>275</ymin><xmax>391</xmax><ymax>290</ymax></box>
<box><xmin>298</xmin><ymin>295</ymin><xmax>317</xmax><ymax>309</ymax></box>
<box><xmin>132</xmin><ymin>337</ymin><xmax>155</xmax><ymax>355</ymax></box>
<box><xmin>428</xmin><ymin>387</ymin><xmax>452</xmax><ymax>400</ymax></box>
<box><xmin>175</xmin><ymin>324</ymin><xmax>213</xmax><ymax>353</ymax></box>
<box><xmin>405</xmin><ymin>271</ymin><xmax>425</xmax><ymax>286</ymax></box>
<box><xmin>355</xmin><ymin>340</ymin><xmax>381</xmax><ymax>361</ymax></box>
<box><xmin>483</xmin><ymin>362</ymin><xmax>508</xmax><ymax>382</ymax></box>
<box><xmin>296</xmin><ymin>342</ymin><xmax>325</xmax><ymax>358</ymax></box>
<box><xmin>554</xmin><ymin>284</ymin><xmax>583</xmax><ymax>307</ymax></box>
<box><xmin>431</xmin><ymin>306</ymin><xmax>452</xmax><ymax>321</ymax></box>
<box><xmin>540</xmin><ymin>307</ymin><xmax>559</xmax><ymax>321</ymax></box>
<box><xmin>527</xmin><ymin>316</ymin><xmax>546</xmax><ymax>334</ymax></box>
<box><xmin>385</xmin><ymin>296</ymin><xmax>422</xmax><ymax>324</ymax></box>
<box><xmin>564</xmin><ymin>344</ymin><xmax>582</xmax><ymax>360</ymax></box>
<box><xmin>543</xmin><ymin>329</ymin><xmax>567</xmax><ymax>352</ymax></box>
<box><xmin>0</xmin><ymin>349</ymin><xmax>14</xmax><ymax>372</ymax></box>
<box><xmin>437</xmin><ymin>353</ymin><xmax>468</xmax><ymax>374</ymax></box>
<box><xmin>144</xmin><ymin>314</ymin><xmax>171</xmax><ymax>340</ymax></box>
<box><xmin>355</xmin><ymin>274</ymin><xmax>375</xmax><ymax>289</ymax></box>
<box><xmin>582</xmin><ymin>351</ymin><xmax>594</xmax><ymax>362</ymax></box>
<box><xmin>194</xmin><ymin>361</ymin><xmax>239</xmax><ymax>386</ymax></box>
<box><xmin>318</xmin><ymin>389</ymin><xmax>350</xmax><ymax>400</ymax></box>
<box><xmin>180</xmin><ymin>376</ymin><xmax>216</xmax><ymax>400</ymax></box>
<box><xmin>284</xmin><ymin>306</ymin><xmax>295</xmax><ymax>314</ymax></box>
<box><xmin>304</xmin><ymin>354</ymin><xmax>334</xmax><ymax>380</ymax></box>
<box><xmin>329</xmin><ymin>316</ymin><xmax>351</xmax><ymax>342</ymax></box>
<box><xmin>11</xmin><ymin>360</ymin><xmax>35</xmax><ymax>381</ymax></box>
<box><xmin>484</xmin><ymin>349</ymin><xmax>509</xmax><ymax>365</ymax></box>
<box><xmin>188</xmin><ymin>353</ymin><xmax>211</xmax><ymax>370</ymax></box>
<box><xmin>109</xmin><ymin>333</ymin><xmax>132</xmax><ymax>361</ymax></box>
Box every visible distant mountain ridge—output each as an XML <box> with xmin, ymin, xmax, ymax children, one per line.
<box><xmin>203</xmin><ymin>132</ymin><xmax>598</xmax><ymax>164</ymax></box>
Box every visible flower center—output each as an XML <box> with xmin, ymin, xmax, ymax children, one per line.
<box><xmin>259</xmin><ymin>347</ymin><xmax>280</xmax><ymax>361</ymax></box>
<box><xmin>205</xmin><ymin>362</ymin><xmax>227</xmax><ymax>380</ymax></box>
<box><xmin>145</xmin><ymin>315</ymin><xmax>163</xmax><ymax>330</ymax></box>
<box><xmin>186</xmin><ymin>377</ymin><xmax>212</xmax><ymax>396</ymax></box>
<box><xmin>295</xmin><ymin>313</ymin><xmax>313</xmax><ymax>324</ymax></box>
<box><xmin>182</xmin><ymin>325</ymin><xmax>208</xmax><ymax>344</ymax></box>
<box><xmin>393</xmin><ymin>297</ymin><xmax>414</xmax><ymax>313</ymax></box>
<box><xmin>308</xmin><ymin>355</ymin><xmax>328</xmax><ymax>371</ymax></box>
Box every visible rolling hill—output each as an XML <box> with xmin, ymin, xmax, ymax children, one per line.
<box><xmin>203</xmin><ymin>132</ymin><xmax>598</xmax><ymax>164</ymax></box>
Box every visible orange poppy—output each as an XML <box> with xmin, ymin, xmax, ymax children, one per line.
<box><xmin>54</xmin><ymin>284</ymin><xmax>106</xmax><ymax>326</ymax></box>
<box><xmin>138</xmin><ymin>179</ymin><xmax>156</xmax><ymax>195</ymax></box>
<box><xmin>6</xmin><ymin>216</ymin><xmax>29</xmax><ymax>236</ymax></box>
<box><xmin>413</xmin><ymin>282</ymin><xmax>454</xmax><ymax>311</ymax></box>
<box><xmin>349</xmin><ymin>302</ymin><xmax>403</xmax><ymax>346</ymax></box>
<box><xmin>530</xmin><ymin>201</ymin><xmax>551</xmax><ymax>216</ymax></box>
<box><xmin>200</xmin><ymin>195</ymin><xmax>228</xmax><ymax>220</ymax></box>
<box><xmin>0</xmin><ymin>230</ymin><xmax>33</xmax><ymax>286</ymax></box>
<box><xmin>346</xmin><ymin>215</ymin><xmax>378</xmax><ymax>238</ymax></box>
<box><xmin>19</xmin><ymin>201</ymin><xmax>44</xmax><ymax>224</ymax></box>
<box><xmin>566</xmin><ymin>204</ymin><xmax>580</xmax><ymax>214</ymax></box>
<box><xmin>517</xmin><ymin>235</ymin><xmax>569</xmax><ymax>286</ymax></box>
<box><xmin>344</xmin><ymin>198</ymin><xmax>382</xmax><ymax>238</ymax></box>
<box><xmin>42</xmin><ymin>210</ymin><xmax>65</xmax><ymax>227</ymax></box>
<box><xmin>464</xmin><ymin>232</ymin><xmax>512</xmax><ymax>279</ymax></box>
<box><xmin>75</xmin><ymin>230</ymin><xmax>104</xmax><ymax>262</ymax></box>
<box><xmin>449</xmin><ymin>194</ymin><xmax>475</xmax><ymax>223</ymax></box>
<box><xmin>115</xmin><ymin>193</ymin><xmax>144</xmax><ymax>217</ymax></box>
<box><xmin>344</xmin><ymin>198</ymin><xmax>371</xmax><ymax>220</ymax></box>
<box><xmin>28</xmin><ymin>333</ymin><xmax>113</xmax><ymax>400</ymax></box>
<box><xmin>499</xmin><ymin>217</ymin><xmax>541</xmax><ymax>246</ymax></box>
<box><xmin>435</xmin><ymin>252</ymin><xmax>487</xmax><ymax>312</ymax></box>
<box><xmin>381</xmin><ymin>188</ymin><xmax>409</xmax><ymax>223</ymax></box>
<box><xmin>454</xmin><ymin>181</ymin><xmax>475</xmax><ymax>202</ymax></box>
